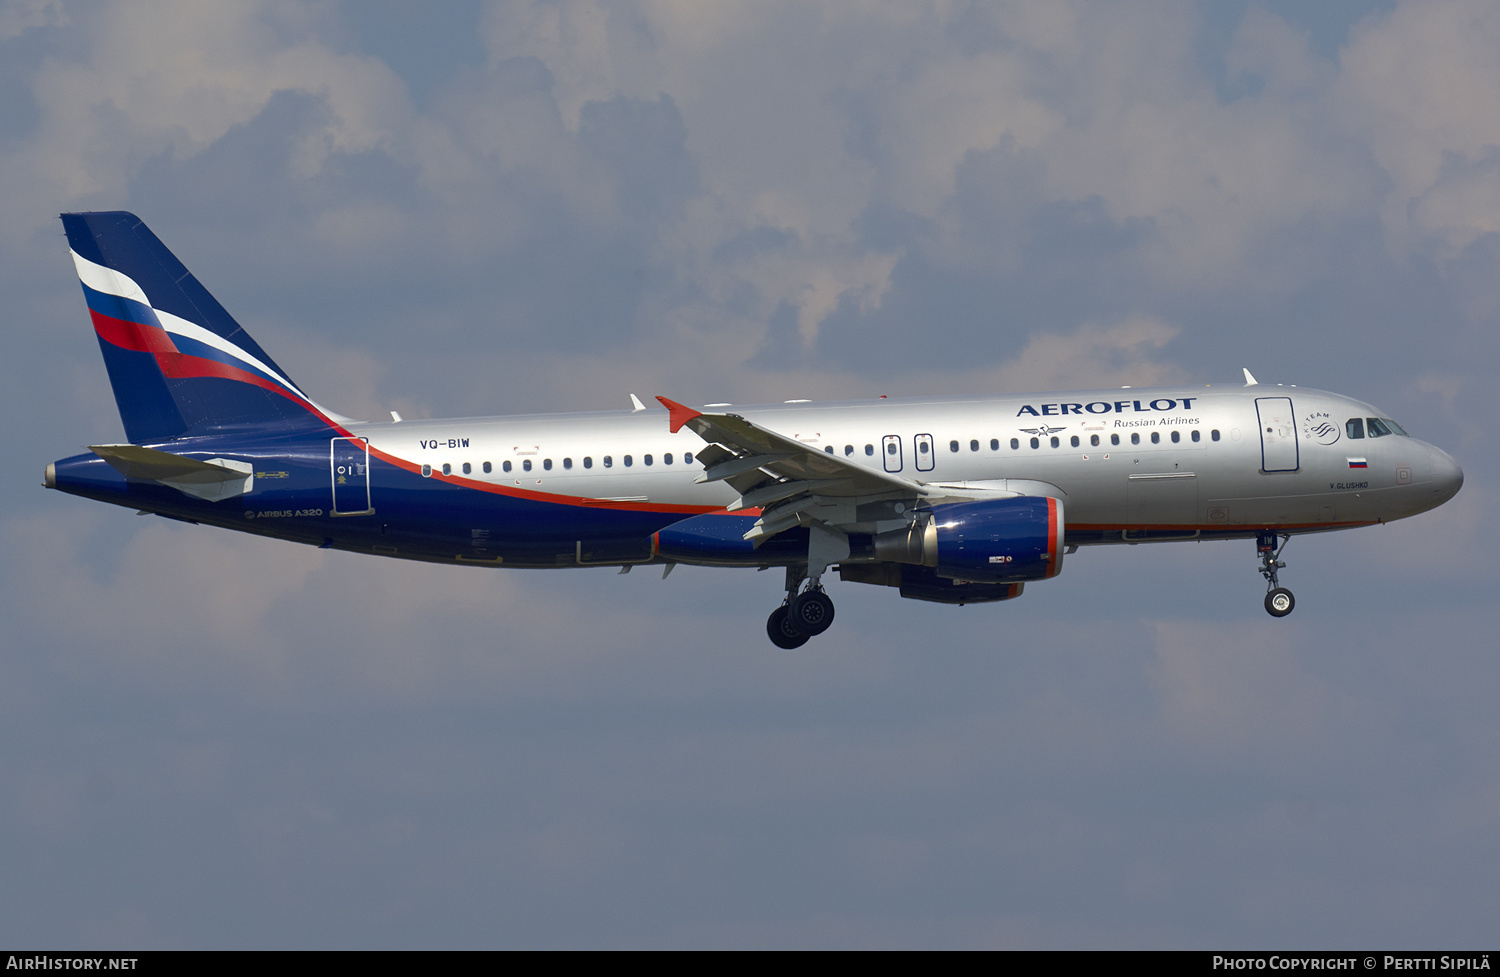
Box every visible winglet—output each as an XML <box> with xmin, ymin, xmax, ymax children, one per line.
<box><xmin>629</xmin><ymin>394</ymin><xmax>646</xmax><ymax>412</ymax></box>
<box><xmin>656</xmin><ymin>396</ymin><xmax>703</xmax><ymax>434</ymax></box>
<box><xmin>1242</xmin><ymin>368</ymin><xmax>1259</xmax><ymax>386</ymax></box>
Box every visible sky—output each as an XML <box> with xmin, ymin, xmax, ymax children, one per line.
<box><xmin>1</xmin><ymin>0</ymin><xmax>1496</xmax><ymax>949</ymax></box>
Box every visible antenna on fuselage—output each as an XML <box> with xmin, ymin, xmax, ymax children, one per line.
<box><xmin>1242</xmin><ymin>368</ymin><xmax>1259</xmax><ymax>386</ymax></box>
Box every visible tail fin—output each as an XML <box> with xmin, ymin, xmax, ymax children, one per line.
<box><xmin>61</xmin><ymin>211</ymin><xmax>342</xmax><ymax>442</ymax></box>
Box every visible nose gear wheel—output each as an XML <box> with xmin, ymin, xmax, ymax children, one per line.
<box><xmin>1257</xmin><ymin>532</ymin><xmax>1295</xmax><ymax>618</ymax></box>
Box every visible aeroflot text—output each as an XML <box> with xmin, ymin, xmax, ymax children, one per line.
<box><xmin>1017</xmin><ymin>398</ymin><xmax>1196</xmax><ymax>417</ymax></box>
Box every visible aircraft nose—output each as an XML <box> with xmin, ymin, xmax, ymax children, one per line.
<box><xmin>1428</xmin><ymin>445</ymin><xmax>1463</xmax><ymax>506</ymax></box>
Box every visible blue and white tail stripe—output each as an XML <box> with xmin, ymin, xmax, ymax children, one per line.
<box><xmin>72</xmin><ymin>249</ymin><xmax>316</xmax><ymax>405</ymax></box>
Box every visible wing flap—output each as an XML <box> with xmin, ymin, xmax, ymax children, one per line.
<box><xmin>657</xmin><ymin>397</ymin><xmax>923</xmax><ymax>545</ymax></box>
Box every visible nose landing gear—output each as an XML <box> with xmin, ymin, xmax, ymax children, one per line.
<box><xmin>1257</xmin><ymin>531</ymin><xmax>1295</xmax><ymax>618</ymax></box>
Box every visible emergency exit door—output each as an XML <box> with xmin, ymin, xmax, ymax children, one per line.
<box><xmin>882</xmin><ymin>435</ymin><xmax>903</xmax><ymax>473</ymax></box>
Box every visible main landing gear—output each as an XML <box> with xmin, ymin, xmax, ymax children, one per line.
<box><xmin>766</xmin><ymin>566</ymin><xmax>837</xmax><ymax>649</ymax></box>
<box><xmin>1257</xmin><ymin>531</ymin><xmax>1295</xmax><ymax>618</ymax></box>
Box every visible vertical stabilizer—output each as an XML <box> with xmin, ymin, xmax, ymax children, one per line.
<box><xmin>61</xmin><ymin>212</ymin><xmax>340</xmax><ymax>442</ymax></box>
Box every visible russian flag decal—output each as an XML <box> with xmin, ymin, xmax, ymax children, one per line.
<box><xmin>1347</xmin><ymin>458</ymin><xmax>1368</xmax><ymax>469</ymax></box>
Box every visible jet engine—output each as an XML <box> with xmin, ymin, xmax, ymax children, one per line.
<box><xmin>871</xmin><ymin>496</ymin><xmax>1064</xmax><ymax>583</ymax></box>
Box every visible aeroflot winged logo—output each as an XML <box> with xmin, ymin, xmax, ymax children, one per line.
<box><xmin>1018</xmin><ymin>425</ymin><xmax>1067</xmax><ymax>437</ymax></box>
<box><xmin>1016</xmin><ymin>397</ymin><xmax>1198</xmax><ymax>417</ymax></box>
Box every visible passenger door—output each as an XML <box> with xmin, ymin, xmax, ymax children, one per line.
<box><xmin>331</xmin><ymin>437</ymin><xmax>375</xmax><ymax>515</ymax></box>
<box><xmin>1255</xmin><ymin>397</ymin><xmax>1299</xmax><ymax>472</ymax></box>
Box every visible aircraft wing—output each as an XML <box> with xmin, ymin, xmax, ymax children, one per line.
<box><xmin>657</xmin><ymin>397</ymin><xmax>921</xmax><ymax>543</ymax></box>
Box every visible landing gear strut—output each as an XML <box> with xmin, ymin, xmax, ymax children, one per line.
<box><xmin>1257</xmin><ymin>531</ymin><xmax>1295</xmax><ymax>618</ymax></box>
<box><xmin>765</xmin><ymin>565</ymin><xmax>837</xmax><ymax>648</ymax></box>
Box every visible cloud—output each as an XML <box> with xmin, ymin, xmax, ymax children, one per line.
<box><xmin>20</xmin><ymin>0</ymin><xmax>410</xmax><ymax>204</ymax></box>
<box><xmin>0</xmin><ymin>0</ymin><xmax>64</xmax><ymax>40</ymax></box>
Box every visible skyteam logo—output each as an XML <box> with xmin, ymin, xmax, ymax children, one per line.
<box><xmin>1302</xmin><ymin>410</ymin><xmax>1340</xmax><ymax>445</ymax></box>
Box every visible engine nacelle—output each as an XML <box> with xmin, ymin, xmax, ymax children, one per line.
<box><xmin>872</xmin><ymin>496</ymin><xmax>1064</xmax><ymax>583</ymax></box>
<box><xmin>840</xmin><ymin>564</ymin><xmax>1026</xmax><ymax>604</ymax></box>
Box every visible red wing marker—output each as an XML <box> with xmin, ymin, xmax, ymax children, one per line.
<box><xmin>656</xmin><ymin>396</ymin><xmax>703</xmax><ymax>434</ymax></box>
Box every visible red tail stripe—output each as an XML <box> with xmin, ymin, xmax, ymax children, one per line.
<box><xmin>90</xmin><ymin>308</ymin><xmax>179</xmax><ymax>355</ymax></box>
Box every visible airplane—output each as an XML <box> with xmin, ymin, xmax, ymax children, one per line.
<box><xmin>45</xmin><ymin>212</ymin><xmax>1464</xmax><ymax>647</ymax></box>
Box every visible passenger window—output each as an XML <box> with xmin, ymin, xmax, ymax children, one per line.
<box><xmin>624</xmin><ymin>455</ymin><xmax>633</xmax><ymax>467</ymax></box>
<box><xmin>421</xmin><ymin>464</ymin><xmax>431</xmax><ymax>477</ymax></box>
<box><xmin>845</xmin><ymin>445</ymin><xmax>854</xmax><ymax>456</ymax></box>
<box><xmin>1030</xmin><ymin>437</ymin><xmax>1039</xmax><ymax>449</ymax></box>
<box><xmin>1366</xmin><ymin>418</ymin><xmax>1391</xmax><ymax>438</ymax></box>
<box><xmin>970</xmin><ymin>439</ymin><xmax>979</xmax><ymax>452</ymax></box>
<box><xmin>1346</xmin><ymin>418</ymin><xmax>1365</xmax><ymax>439</ymax></box>
<box><xmin>824</xmin><ymin>446</ymin><xmax>834</xmax><ymax>454</ymax></box>
<box><xmin>564</xmin><ymin>458</ymin><xmax>573</xmax><ymax>469</ymax></box>
<box><xmin>1070</xmin><ymin>435</ymin><xmax>1079</xmax><ymax>448</ymax></box>
<box><xmin>664</xmin><ymin>453</ymin><xmax>673</xmax><ymax>465</ymax></box>
<box><xmin>644</xmin><ymin>454</ymin><xmax>653</xmax><ymax>466</ymax></box>
<box><xmin>1111</xmin><ymin>434</ymin><xmax>1120</xmax><ymax>446</ymax></box>
<box><xmin>584</xmin><ymin>457</ymin><xmax>592</xmax><ymax>469</ymax></box>
<box><xmin>543</xmin><ymin>459</ymin><xmax>553</xmax><ymax>470</ymax></box>
<box><xmin>1191</xmin><ymin>430</ymin><xmax>1200</xmax><ymax>443</ymax></box>
<box><xmin>603</xmin><ymin>456</ymin><xmax>612</xmax><ymax>468</ymax></box>
<box><xmin>442</xmin><ymin>463</ymin><xmax>452</xmax><ymax>475</ymax></box>
<box><xmin>1010</xmin><ymin>438</ymin><xmax>1019</xmax><ymax>450</ymax></box>
<box><xmin>483</xmin><ymin>461</ymin><xmax>492</xmax><ymax>473</ymax></box>
<box><xmin>990</xmin><ymin>439</ymin><xmax>999</xmax><ymax>450</ymax></box>
<box><xmin>948</xmin><ymin>440</ymin><xmax>958</xmax><ymax>453</ymax></box>
<box><xmin>684</xmin><ymin>452</ymin><xmax>693</xmax><ymax>464</ymax></box>
<box><xmin>503</xmin><ymin>460</ymin><xmax>512</xmax><ymax>473</ymax></box>
<box><xmin>1211</xmin><ymin>430</ymin><xmax>1220</xmax><ymax>442</ymax></box>
<box><xmin>865</xmin><ymin>444</ymin><xmax>874</xmax><ymax>456</ymax></box>
<box><xmin>1150</xmin><ymin>432</ymin><xmax>1160</xmax><ymax>444</ymax></box>
<box><xmin>1170</xmin><ymin>430</ymin><xmax>1180</xmax><ymax>443</ymax></box>
<box><xmin>1050</xmin><ymin>436</ymin><xmax>1059</xmax><ymax>448</ymax></box>
<box><xmin>462</xmin><ymin>462</ymin><xmax>472</xmax><ymax>474</ymax></box>
<box><xmin>887</xmin><ymin>443</ymin><xmax>897</xmax><ymax>455</ymax></box>
<box><xmin>1131</xmin><ymin>433</ymin><xmax>1140</xmax><ymax>445</ymax></box>
<box><xmin>1090</xmin><ymin>435</ymin><xmax>1100</xmax><ymax>447</ymax></box>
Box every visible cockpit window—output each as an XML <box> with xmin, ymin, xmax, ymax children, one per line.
<box><xmin>1382</xmin><ymin>418</ymin><xmax>1408</xmax><ymax>436</ymax></box>
<box><xmin>1346</xmin><ymin>418</ymin><xmax>1365</xmax><ymax>439</ymax></box>
<box><xmin>1366</xmin><ymin>417</ymin><xmax>1392</xmax><ymax>438</ymax></box>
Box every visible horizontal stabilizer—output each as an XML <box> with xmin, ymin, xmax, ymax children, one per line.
<box><xmin>89</xmin><ymin>444</ymin><xmax>254</xmax><ymax>502</ymax></box>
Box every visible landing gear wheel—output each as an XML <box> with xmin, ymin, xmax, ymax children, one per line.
<box><xmin>789</xmin><ymin>590</ymin><xmax>835</xmax><ymax>636</ymax></box>
<box><xmin>1265</xmin><ymin>588</ymin><xmax>1295</xmax><ymax>618</ymax></box>
<box><xmin>767</xmin><ymin>606</ymin><xmax>809</xmax><ymax>648</ymax></box>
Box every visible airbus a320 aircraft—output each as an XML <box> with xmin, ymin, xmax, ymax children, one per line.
<box><xmin>47</xmin><ymin>213</ymin><xmax>1464</xmax><ymax>646</ymax></box>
